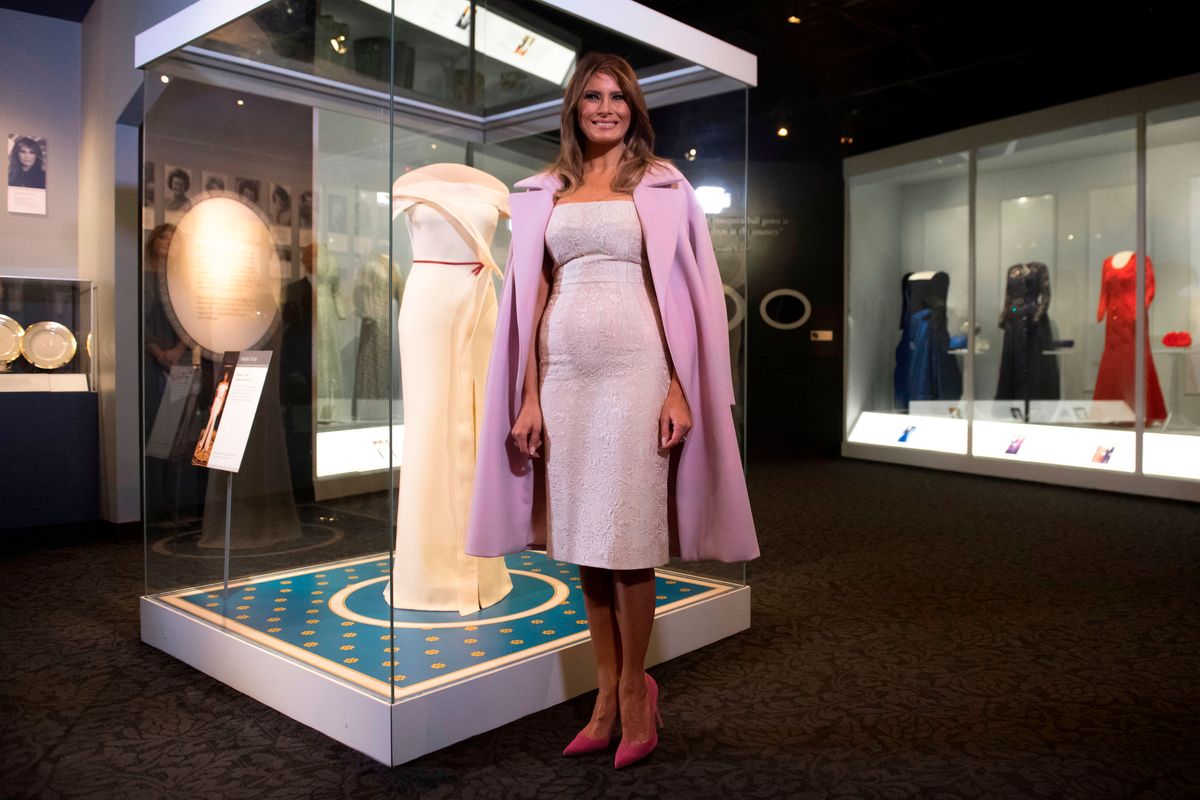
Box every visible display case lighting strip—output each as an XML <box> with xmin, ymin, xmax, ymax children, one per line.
<box><xmin>481</xmin><ymin>64</ymin><xmax>708</xmax><ymax>123</ymax></box>
<box><xmin>178</xmin><ymin>46</ymin><xmax>488</xmax><ymax>124</ymax></box>
<box><xmin>170</xmin><ymin>47</ymin><xmax>717</xmax><ymax>134</ymax></box>
<box><xmin>360</xmin><ymin>0</ymin><xmax>576</xmax><ymax>87</ymax></box>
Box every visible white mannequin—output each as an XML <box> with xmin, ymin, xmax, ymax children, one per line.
<box><xmin>394</xmin><ymin>163</ymin><xmax>507</xmax><ymax>266</ymax></box>
<box><xmin>1111</xmin><ymin>250</ymin><xmax>1134</xmax><ymax>269</ymax></box>
<box><xmin>384</xmin><ymin>163</ymin><xmax>513</xmax><ymax>614</ymax></box>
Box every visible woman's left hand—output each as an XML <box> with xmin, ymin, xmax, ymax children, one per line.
<box><xmin>659</xmin><ymin>383</ymin><xmax>692</xmax><ymax>450</ymax></box>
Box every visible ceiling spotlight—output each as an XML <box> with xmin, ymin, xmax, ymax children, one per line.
<box><xmin>159</xmin><ymin>75</ymin><xmax>170</xmax><ymax>84</ymax></box>
<box><xmin>236</xmin><ymin>99</ymin><xmax>245</xmax><ymax>106</ymax></box>
<box><xmin>430</xmin><ymin>143</ymin><xmax>438</xmax><ymax>150</ymax></box>
<box><xmin>330</xmin><ymin>34</ymin><xmax>347</xmax><ymax>55</ymax></box>
<box><xmin>787</xmin><ymin>15</ymin><xmax>801</xmax><ymax>24</ymax></box>
<box><xmin>776</xmin><ymin>127</ymin><xmax>789</xmax><ymax>137</ymax></box>
<box><xmin>685</xmin><ymin>147</ymin><xmax>697</xmax><ymax>161</ymax></box>
<box><xmin>839</xmin><ymin>135</ymin><xmax>854</xmax><ymax>144</ymax></box>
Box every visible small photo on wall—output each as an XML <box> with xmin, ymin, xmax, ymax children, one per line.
<box><xmin>7</xmin><ymin>134</ymin><xmax>47</xmax><ymax>215</ymax></box>
<box><xmin>270</xmin><ymin>183</ymin><xmax>292</xmax><ymax>226</ymax></box>
<box><xmin>276</xmin><ymin>244</ymin><xmax>294</xmax><ymax>275</ymax></box>
<box><xmin>143</xmin><ymin>161</ymin><xmax>156</xmax><ymax>207</ymax></box>
<box><xmin>202</xmin><ymin>172</ymin><xmax>227</xmax><ymax>193</ymax></box>
<box><xmin>142</xmin><ymin>161</ymin><xmax>156</xmax><ymax>229</ymax></box>
<box><xmin>164</xmin><ymin>164</ymin><xmax>193</xmax><ymax>212</ymax></box>
<box><xmin>235</xmin><ymin>177</ymin><xmax>262</xmax><ymax>209</ymax></box>
<box><xmin>298</xmin><ymin>189</ymin><xmax>313</xmax><ymax>229</ymax></box>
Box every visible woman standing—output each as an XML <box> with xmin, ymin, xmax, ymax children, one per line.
<box><xmin>467</xmin><ymin>53</ymin><xmax>757</xmax><ymax>768</ymax></box>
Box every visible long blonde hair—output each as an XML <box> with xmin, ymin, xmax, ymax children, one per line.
<box><xmin>550</xmin><ymin>52</ymin><xmax>669</xmax><ymax>198</ymax></box>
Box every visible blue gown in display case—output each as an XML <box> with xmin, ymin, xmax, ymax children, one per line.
<box><xmin>894</xmin><ymin>271</ymin><xmax>962</xmax><ymax>410</ymax></box>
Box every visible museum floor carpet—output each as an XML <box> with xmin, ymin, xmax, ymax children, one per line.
<box><xmin>2</xmin><ymin>456</ymin><xmax>1198</xmax><ymax>799</ymax></box>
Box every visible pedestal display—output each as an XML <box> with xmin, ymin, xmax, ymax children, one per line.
<box><xmin>138</xmin><ymin>0</ymin><xmax>756</xmax><ymax>762</ymax></box>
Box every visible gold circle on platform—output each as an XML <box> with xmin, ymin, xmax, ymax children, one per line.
<box><xmin>328</xmin><ymin>571</ymin><xmax>569</xmax><ymax>629</ymax></box>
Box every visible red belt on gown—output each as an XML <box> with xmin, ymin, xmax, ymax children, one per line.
<box><xmin>412</xmin><ymin>259</ymin><xmax>487</xmax><ymax>276</ymax></box>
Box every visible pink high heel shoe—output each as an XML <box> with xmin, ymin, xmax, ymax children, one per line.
<box><xmin>562</xmin><ymin>728</ymin><xmax>613</xmax><ymax>757</ymax></box>
<box><xmin>563</xmin><ymin>698</ymin><xmax>619</xmax><ymax>756</ymax></box>
<box><xmin>614</xmin><ymin>673</ymin><xmax>662</xmax><ymax>769</ymax></box>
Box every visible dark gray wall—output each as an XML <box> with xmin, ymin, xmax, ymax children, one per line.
<box><xmin>745</xmin><ymin>159</ymin><xmax>845</xmax><ymax>458</ymax></box>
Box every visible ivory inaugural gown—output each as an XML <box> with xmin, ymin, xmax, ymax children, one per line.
<box><xmin>383</xmin><ymin>166</ymin><xmax>513</xmax><ymax>614</ymax></box>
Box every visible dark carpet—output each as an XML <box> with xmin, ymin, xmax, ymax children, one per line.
<box><xmin>2</xmin><ymin>457</ymin><xmax>1198</xmax><ymax>799</ymax></box>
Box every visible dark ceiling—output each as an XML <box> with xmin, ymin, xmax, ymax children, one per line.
<box><xmin>0</xmin><ymin>0</ymin><xmax>94</xmax><ymax>22</ymax></box>
<box><xmin>5</xmin><ymin>0</ymin><xmax>1199</xmax><ymax>162</ymax></box>
<box><xmin>641</xmin><ymin>0</ymin><xmax>1200</xmax><ymax>160</ymax></box>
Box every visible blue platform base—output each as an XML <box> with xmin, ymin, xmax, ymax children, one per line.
<box><xmin>159</xmin><ymin>551</ymin><xmax>728</xmax><ymax>698</ymax></box>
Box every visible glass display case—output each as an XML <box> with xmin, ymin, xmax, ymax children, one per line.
<box><xmin>0</xmin><ymin>274</ymin><xmax>98</xmax><ymax>529</ymax></box>
<box><xmin>0</xmin><ymin>275</ymin><xmax>95</xmax><ymax>391</ymax></box>
<box><xmin>845</xmin><ymin>77</ymin><xmax>1200</xmax><ymax>498</ymax></box>
<box><xmin>137</xmin><ymin>0</ymin><xmax>754</xmax><ymax>766</ymax></box>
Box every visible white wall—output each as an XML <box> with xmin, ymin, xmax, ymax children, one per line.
<box><xmin>0</xmin><ymin>10</ymin><xmax>81</xmax><ymax>274</ymax></box>
<box><xmin>80</xmin><ymin>0</ymin><xmax>193</xmax><ymax>522</ymax></box>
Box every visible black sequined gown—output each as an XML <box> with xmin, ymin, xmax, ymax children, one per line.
<box><xmin>994</xmin><ymin>262</ymin><xmax>1060</xmax><ymax>401</ymax></box>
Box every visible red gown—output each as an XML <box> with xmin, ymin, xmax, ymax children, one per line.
<box><xmin>1092</xmin><ymin>254</ymin><xmax>1167</xmax><ymax>423</ymax></box>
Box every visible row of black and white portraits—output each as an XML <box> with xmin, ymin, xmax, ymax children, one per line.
<box><xmin>142</xmin><ymin>162</ymin><xmax>391</xmax><ymax>243</ymax></box>
<box><xmin>143</xmin><ymin>162</ymin><xmax>308</xmax><ymax>228</ymax></box>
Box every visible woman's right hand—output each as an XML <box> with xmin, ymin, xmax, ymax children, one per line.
<box><xmin>511</xmin><ymin>401</ymin><xmax>544</xmax><ymax>458</ymax></box>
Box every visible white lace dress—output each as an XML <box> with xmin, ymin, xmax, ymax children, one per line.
<box><xmin>538</xmin><ymin>201</ymin><xmax>670</xmax><ymax>569</ymax></box>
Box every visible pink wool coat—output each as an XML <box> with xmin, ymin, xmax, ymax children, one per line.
<box><xmin>465</xmin><ymin>163</ymin><xmax>759</xmax><ymax>563</ymax></box>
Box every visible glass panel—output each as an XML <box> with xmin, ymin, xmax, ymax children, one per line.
<box><xmin>144</xmin><ymin>1</ymin><xmax>751</xmax><ymax>709</ymax></box>
<box><xmin>188</xmin><ymin>0</ymin><xmax>680</xmax><ymax>118</ymax></box>
<box><xmin>846</xmin><ymin>153</ymin><xmax>970</xmax><ymax>455</ymax></box>
<box><xmin>1145</xmin><ymin>102</ymin><xmax>1200</xmax><ymax>480</ymax></box>
<box><xmin>142</xmin><ymin>69</ymin><xmax>397</xmax><ymax>696</ymax></box>
<box><xmin>973</xmin><ymin>118</ymin><xmax>1138</xmax><ymax>471</ymax></box>
<box><xmin>194</xmin><ymin>0</ymin><xmax>466</xmax><ymax>109</ymax></box>
<box><xmin>656</xmin><ymin>88</ymin><xmax>749</xmax><ymax>586</ymax></box>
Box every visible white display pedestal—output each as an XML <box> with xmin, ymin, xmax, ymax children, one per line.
<box><xmin>141</xmin><ymin>577</ymin><xmax>750</xmax><ymax>766</ymax></box>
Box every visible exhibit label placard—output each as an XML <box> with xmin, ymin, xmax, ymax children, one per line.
<box><xmin>192</xmin><ymin>351</ymin><xmax>271</xmax><ymax>473</ymax></box>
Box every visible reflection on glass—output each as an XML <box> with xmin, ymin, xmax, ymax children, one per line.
<box><xmin>143</xmin><ymin>3</ymin><xmax>754</xmax><ymax>713</ymax></box>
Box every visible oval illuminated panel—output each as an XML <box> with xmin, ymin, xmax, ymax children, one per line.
<box><xmin>164</xmin><ymin>194</ymin><xmax>282</xmax><ymax>359</ymax></box>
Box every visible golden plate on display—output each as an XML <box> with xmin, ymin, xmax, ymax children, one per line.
<box><xmin>0</xmin><ymin>314</ymin><xmax>24</xmax><ymax>364</ymax></box>
<box><xmin>21</xmin><ymin>321</ymin><xmax>78</xmax><ymax>370</ymax></box>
